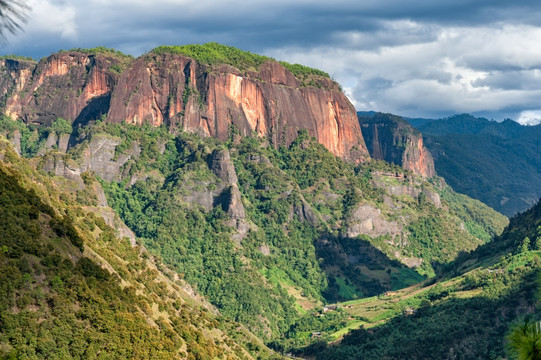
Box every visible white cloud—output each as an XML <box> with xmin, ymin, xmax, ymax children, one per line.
<box><xmin>266</xmin><ymin>23</ymin><xmax>541</xmax><ymax>119</ymax></box>
<box><xmin>26</xmin><ymin>0</ymin><xmax>78</xmax><ymax>40</ymax></box>
<box><xmin>517</xmin><ymin>110</ymin><xmax>541</xmax><ymax>125</ymax></box>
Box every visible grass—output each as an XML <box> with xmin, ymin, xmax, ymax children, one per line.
<box><xmin>330</xmin><ymin>320</ymin><xmax>366</xmax><ymax>340</ymax></box>
<box><xmin>336</xmin><ymin>277</ymin><xmax>362</xmax><ymax>300</ymax></box>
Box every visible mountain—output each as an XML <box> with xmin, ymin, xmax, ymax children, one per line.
<box><xmin>314</xmin><ymin>200</ymin><xmax>541</xmax><ymax>360</ymax></box>
<box><xmin>0</xmin><ymin>45</ymin><xmax>509</xmax><ymax>355</ymax></box>
<box><xmin>0</xmin><ymin>112</ymin><xmax>507</xmax><ymax>343</ymax></box>
<box><xmin>361</xmin><ymin>111</ymin><xmax>541</xmax><ymax>216</ymax></box>
<box><xmin>0</xmin><ymin>138</ymin><xmax>275</xmax><ymax>359</ymax></box>
<box><xmin>417</xmin><ymin>114</ymin><xmax>541</xmax><ymax>215</ymax></box>
<box><xmin>0</xmin><ymin>44</ymin><xmax>367</xmax><ymax>161</ymax></box>
<box><xmin>359</xmin><ymin>112</ymin><xmax>435</xmax><ymax>178</ymax></box>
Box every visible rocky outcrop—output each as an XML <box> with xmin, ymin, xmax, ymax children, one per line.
<box><xmin>371</xmin><ymin>172</ymin><xmax>442</xmax><ymax>208</ymax></box>
<box><xmin>208</xmin><ymin>149</ymin><xmax>248</xmax><ymax>234</ymax></box>
<box><xmin>0</xmin><ymin>52</ymin><xmax>123</xmax><ymax>127</ymax></box>
<box><xmin>359</xmin><ymin>113</ymin><xmax>435</xmax><ymax>177</ymax></box>
<box><xmin>9</xmin><ymin>129</ymin><xmax>21</xmax><ymax>155</ymax></box>
<box><xmin>209</xmin><ymin>149</ymin><xmax>238</xmax><ymax>184</ymax></box>
<box><xmin>0</xmin><ymin>48</ymin><xmax>368</xmax><ymax>161</ymax></box>
<box><xmin>223</xmin><ymin>185</ymin><xmax>246</xmax><ymax>219</ymax></box>
<box><xmin>293</xmin><ymin>198</ymin><xmax>319</xmax><ymax>226</ymax></box>
<box><xmin>346</xmin><ymin>203</ymin><xmax>403</xmax><ymax>239</ymax></box>
<box><xmin>108</xmin><ymin>53</ymin><xmax>367</xmax><ymax>160</ymax></box>
<box><xmin>39</xmin><ymin>134</ymin><xmax>139</xmax><ymax>183</ymax></box>
<box><xmin>79</xmin><ymin>135</ymin><xmax>140</xmax><ymax>181</ymax></box>
<box><xmin>37</xmin><ymin>132</ymin><xmax>70</xmax><ymax>155</ymax></box>
<box><xmin>39</xmin><ymin>153</ymin><xmax>85</xmax><ymax>188</ymax></box>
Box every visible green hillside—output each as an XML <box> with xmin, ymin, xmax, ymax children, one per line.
<box><xmin>0</xmin><ymin>116</ymin><xmax>499</xmax><ymax>345</ymax></box>
<box><xmin>0</xmin><ymin>138</ymin><xmax>276</xmax><ymax>359</ymax></box>
<box><xmin>418</xmin><ymin>114</ymin><xmax>541</xmax><ymax>216</ymax></box>
<box><xmin>314</xmin><ymin>200</ymin><xmax>541</xmax><ymax>360</ymax></box>
<box><xmin>0</xmin><ymin>45</ymin><xmax>525</xmax><ymax>359</ymax></box>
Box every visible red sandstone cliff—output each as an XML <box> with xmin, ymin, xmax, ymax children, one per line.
<box><xmin>0</xmin><ymin>49</ymin><xmax>368</xmax><ymax>161</ymax></box>
<box><xmin>107</xmin><ymin>53</ymin><xmax>367</xmax><ymax>160</ymax></box>
<box><xmin>0</xmin><ymin>52</ymin><xmax>123</xmax><ymax>126</ymax></box>
<box><xmin>359</xmin><ymin>113</ymin><xmax>435</xmax><ymax>177</ymax></box>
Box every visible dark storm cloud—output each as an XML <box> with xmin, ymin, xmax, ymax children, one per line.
<box><xmin>10</xmin><ymin>0</ymin><xmax>541</xmax><ymax>58</ymax></box>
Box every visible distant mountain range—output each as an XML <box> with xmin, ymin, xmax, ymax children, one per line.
<box><xmin>359</xmin><ymin>112</ymin><xmax>541</xmax><ymax>216</ymax></box>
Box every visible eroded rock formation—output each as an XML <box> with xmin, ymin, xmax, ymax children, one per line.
<box><xmin>359</xmin><ymin>113</ymin><xmax>435</xmax><ymax>177</ymax></box>
<box><xmin>0</xmin><ymin>49</ymin><xmax>368</xmax><ymax>161</ymax></box>
<box><xmin>0</xmin><ymin>53</ymin><xmax>120</xmax><ymax>127</ymax></box>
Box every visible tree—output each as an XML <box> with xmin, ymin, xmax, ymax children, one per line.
<box><xmin>521</xmin><ymin>237</ymin><xmax>531</xmax><ymax>253</ymax></box>
<box><xmin>51</xmin><ymin>117</ymin><xmax>73</xmax><ymax>135</ymax></box>
<box><xmin>0</xmin><ymin>0</ymin><xmax>28</xmax><ymax>41</ymax></box>
<box><xmin>535</xmin><ymin>236</ymin><xmax>541</xmax><ymax>251</ymax></box>
<box><xmin>507</xmin><ymin>317</ymin><xmax>541</xmax><ymax>360</ymax></box>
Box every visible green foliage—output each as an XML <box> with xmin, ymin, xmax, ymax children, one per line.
<box><xmin>316</xmin><ymin>196</ymin><xmax>541</xmax><ymax>360</ymax></box>
<box><xmin>276</xmin><ymin>310</ymin><xmax>348</xmax><ymax>354</ymax></box>
<box><xmin>406</xmin><ymin>215</ymin><xmax>483</xmax><ymax>276</ymax></box>
<box><xmin>61</xmin><ymin>46</ymin><xmax>133</xmax><ymax>59</ymax></box>
<box><xmin>419</xmin><ymin>114</ymin><xmax>541</xmax><ymax>216</ymax></box>
<box><xmin>152</xmin><ymin>42</ymin><xmax>270</xmax><ymax>71</ymax></box>
<box><xmin>0</xmin><ymin>140</ymin><xmax>276</xmax><ymax>360</ymax></box>
<box><xmin>278</xmin><ymin>62</ymin><xmax>330</xmax><ymax>78</ymax></box>
<box><xmin>85</xmin><ymin>123</ymin><xmax>501</xmax><ymax>343</ymax></box>
<box><xmin>100</xmin><ymin>133</ymin><xmax>304</xmax><ymax>338</ymax></box>
<box><xmin>0</xmin><ymin>55</ymin><xmax>35</xmax><ymax>62</ymax></box>
<box><xmin>507</xmin><ymin>317</ymin><xmax>541</xmax><ymax>360</ymax></box>
<box><xmin>151</xmin><ymin>43</ymin><xmax>330</xmax><ymax>86</ymax></box>
<box><xmin>50</xmin><ymin>117</ymin><xmax>72</xmax><ymax>135</ymax></box>
<box><xmin>6</xmin><ymin>113</ymin><xmax>507</xmax><ymax>357</ymax></box>
<box><xmin>0</xmin><ymin>115</ymin><xmax>50</xmax><ymax>157</ymax></box>
<box><xmin>439</xmin><ymin>184</ymin><xmax>508</xmax><ymax>242</ymax></box>
<box><xmin>317</xmin><ymin>253</ymin><xmax>540</xmax><ymax>360</ymax></box>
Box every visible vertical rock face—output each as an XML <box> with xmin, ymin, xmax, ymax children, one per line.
<box><xmin>0</xmin><ymin>52</ymin><xmax>124</xmax><ymax>126</ymax></box>
<box><xmin>106</xmin><ymin>52</ymin><xmax>368</xmax><ymax>161</ymax></box>
<box><xmin>209</xmin><ymin>149</ymin><xmax>246</xmax><ymax>220</ymax></box>
<box><xmin>0</xmin><ymin>48</ymin><xmax>368</xmax><ymax>161</ymax></box>
<box><xmin>359</xmin><ymin>113</ymin><xmax>435</xmax><ymax>177</ymax></box>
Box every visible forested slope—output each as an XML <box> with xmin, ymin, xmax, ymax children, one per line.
<box><xmin>0</xmin><ymin>138</ymin><xmax>275</xmax><ymax>359</ymax></box>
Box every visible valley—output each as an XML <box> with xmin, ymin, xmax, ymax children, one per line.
<box><xmin>0</xmin><ymin>44</ymin><xmax>538</xmax><ymax>359</ymax></box>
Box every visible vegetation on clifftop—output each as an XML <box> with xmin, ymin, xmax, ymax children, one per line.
<box><xmin>60</xmin><ymin>46</ymin><xmax>134</xmax><ymax>59</ymax></box>
<box><xmin>152</xmin><ymin>42</ymin><xmax>330</xmax><ymax>80</ymax></box>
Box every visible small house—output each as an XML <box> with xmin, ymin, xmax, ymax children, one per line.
<box><xmin>404</xmin><ymin>307</ymin><xmax>416</xmax><ymax>316</ymax></box>
<box><xmin>323</xmin><ymin>305</ymin><xmax>338</xmax><ymax>312</ymax></box>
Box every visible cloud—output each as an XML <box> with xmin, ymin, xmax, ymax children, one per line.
<box><xmin>517</xmin><ymin>110</ymin><xmax>541</xmax><ymax>125</ymax></box>
<box><xmin>266</xmin><ymin>23</ymin><xmax>541</xmax><ymax>119</ymax></box>
<box><xmin>26</xmin><ymin>0</ymin><xmax>78</xmax><ymax>40</ymax></box>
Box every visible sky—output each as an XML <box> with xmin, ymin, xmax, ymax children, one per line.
<box><xmin>4</xmin><ymin>0</ymin><xmax>541</xmax><ymax>124</ymax></box>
